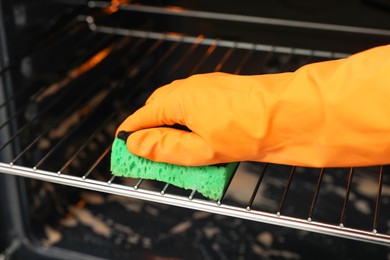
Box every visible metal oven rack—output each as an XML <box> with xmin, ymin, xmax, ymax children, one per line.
<box><xmin>0</xmin><ymin>2</ymin><xmax>389</xmax><ymax>247</ymax></box>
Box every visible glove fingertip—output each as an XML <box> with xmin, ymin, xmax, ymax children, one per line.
<box><xmin>125</xmin><ymin>130</ymin><xmax>154</xmax><ymax>159</ymax></box>
<box><xmin>126</xmin><ymin>128</ymin><xmax>218</xmax><ymax>166</ymax></box>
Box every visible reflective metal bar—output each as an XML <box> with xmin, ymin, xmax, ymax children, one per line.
<box><xmin>217</xmin><ymin>163</ymin><xmax>240</xmax><ymax>205</ymax></box>
<box><xmin>32</xmin><ymin>92</ymin><xmax>113</xmax><ymax>170</ymax></box>
<box><xmin>234</xmin><ymin>48</ymin><xmax>254</xmax><ymax>74</ymax></box>
<box><xmin>136</xmin><ymin>40</ymin><xmax>180</xmax><ymax>82</ymax></box>
<box><xmin>372</xmin><ymin>166</ymin><xmax>384</xmax><ymax>233</ymax></box>
<box><xmin>91</xmin><ymin>24</ymin><xmax>348</xmax><ymax>59</ymax></box>
<box><xmin>25</xmin><ymin>37</ymin><xmax>164</xmax><ymax>170</ymax></box>
<box><xmin>277</xmin><ymin>166</ymin><xmax>296</xmax><ymax>216</ymax></box>
<box><xmin>214</xmin><ymin>45</ymin><xmax>235</xmax><ymax>72</ymax></box>
<box><xmin>189</xmin><ymin>189</ymin><xmax>196</xmax><ymax>200</ymax></box>
<box><xmin>35</xmin><ymin>39</ymin><xmax>168</xmax><ymax>169</ymax></box>
<box><xmin>165</xmin><ymin>35</ymin><xmax>203</xmax><ymax>80</ymax></box>
<box><xmin>12</xmin><ymin>37</ymin><xmax>145</xmax><ymax>165</ymax></box>
<box><xmin>58</xmin><ymin>114</ymin><xmax>116</xmax><ymax>174</ymax></box>
<box><xmin>107</xmin><ymin>175</ymin><xmax>116</xmax><ymax>184</ymax></box>
<box><xmin>60</xmin><ymin>39</ymin><xmax>179</xmax><ymax>173</ymax></box>
<box><xmin>117</xmin><ymin>37</ymin><xmax>163</xmax><ymax>91</ymax></box>
<box><xmin>308</xmin><ymin>168</ymin><xmax>325</xmax><ymax>222</ymax></box>
<box><xmin>0</xmin><ymin>17</ymin><xmax>85</xmax><ymax>103</ymax></box>
<box><xmin>0</xmin><ymin>86</ymin><xmax>79</xmax><ymax>151</ymax></box>
<box><xmin>32</xmin><ymin>42</ymin><xmax>118</xmax><ymax>103</ymax></box>
<box><xmin>0</xmin><ymin>109</ymin><xmax>24</xmax><ymax>130</ymax></box>
<box><xmin>82</xmin><ymin>145</ymin><xmax>111</xmax><ymax>180</ymax></box>
<box><xmin>340</xmin><ymin>167</ymin><xmax>354</xmax><ymax>227</ymax></box>
<box><xmin>246</xmin><ymin>163</ymin><xmax>268</xmax><ymax>211</ymax></box>
<box><xmin>278</xmin><ymin>52</ymin><xmax>293</xmax><ymax>72</ymax></box>
<box><xmin>256</xmin><ymin>47</ymin><xmax>276</xmax><ymax>74</ymax></box>
<box><xmin>134</xmin><ymin>179</ymin><xmax>143</xmax><ymax>190</ymax></box>
<box><xmin>10</xmin><ymin>84</ymin><xmax>100</xmax><ymax>164</ymax></box>
<box><xmin>88</xmin><ymin>1</ymin><xmax>390</xmax><ymax>36</ymax></box>
<box><xmin>0</xmin><ymin>40</ymin><xmax>123</xmax><ymax>151</ymax></box>
<box><xmin>161</xmin><ymin>183</ymin><xmax>169</xmax><ymax>195</ymax></box>
<box><xmin>190</xmin><ymin>39</ymin><xmax>219</xmax><ymax>74</ymax></box>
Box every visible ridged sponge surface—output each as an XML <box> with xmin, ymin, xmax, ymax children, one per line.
<box><xmin>110</xmin><ymin>138</ymin><xmax>237</xmax><ymax>200</ymax></box>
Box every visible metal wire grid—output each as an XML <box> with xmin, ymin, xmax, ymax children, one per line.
<box><xmin>88</xmin><ymin>0</ymin><xmax>390</xmax><ymax>37</ymax></box>
<box><xmin>0</xmin><ymin>14</ymin><xmax>389</xmax><ymax>246</ymax></box>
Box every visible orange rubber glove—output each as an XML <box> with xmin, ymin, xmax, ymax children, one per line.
<box><xmin>117</xmin><ymin>44</ymin><xmax>390</xmax><ymax>167</ymax></box>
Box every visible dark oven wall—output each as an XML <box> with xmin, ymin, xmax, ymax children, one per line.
<box><xmin>0</xmin><ymin>0</ymin><xmax>390</xmax><ymax>259</ymax></box>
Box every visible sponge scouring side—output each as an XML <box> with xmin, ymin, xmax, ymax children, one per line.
<box><xmin>110</xmin><ymin>137</ymin><xmax>238</xmax><ymax>200</ymax></box>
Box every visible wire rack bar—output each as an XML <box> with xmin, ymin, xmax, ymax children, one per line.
<box><xmin>88</xmin><ymin>22</ymin><xmax>348</xmax><ymax>59</ymax></box>
<box><xmin>247</xmin><ymin>164</ymin><xmax>268</xmax><ymax>211</ymax></box>
<box><xmin>308</xmin><ymin>168</ymin><xmax>325</xmax><ymax>221</ymax></box>
<box><xmin>277</xmin><ymin>166</ymin><xmax>296</xmax><ymax>216</ymax></box>
<box><xmin>340</xmin><ymin>167</ymin><xmax>355</xmax><ymax>227</ymax></box>
<box><xmin>373</xmin><ymin>166</ymin><xmax>384</xmax><ymax>233</ymax></box>
<box><xmin>87</xmin><ymin>1</ymin><xmax>390</xmax><ymax>36</ymax></box>
<box><xmin>1</xmin><ymin>162</ymin><xmax>389</xmax><ymax>246</ymax></box>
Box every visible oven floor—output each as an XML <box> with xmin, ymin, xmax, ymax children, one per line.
<box><xmin>35</xmin><ymin>180</ymin><xmax>389</xmax><ymax>260</ymax></box>
<box><xmin>40</xmin><ymin>195</ymin><xmax>389</xmax><ymax>260</ymax></box>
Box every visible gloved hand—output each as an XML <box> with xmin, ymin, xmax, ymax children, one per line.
<box><xmin>117</xmin><ymin>44</ymin><xmax>390</xmax><ymax>167</ymax></box>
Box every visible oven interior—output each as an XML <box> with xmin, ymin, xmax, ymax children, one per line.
<box><xmin>1</xmin><ymin>0</ymin><xmax>390</xmax><ymax>259</ymax></box>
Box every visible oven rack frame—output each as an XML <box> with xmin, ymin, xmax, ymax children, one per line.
<box><xmin>1</xmin><ymin>162</ymin><xmax>389</xmax><ymax>246</ymax></box>
<box><xmin>88</xmin><ymin>0</ymin><xmax>390</xmax><ymax>37</ymax></box>
<box><xmin>0</xmin><ymin>5</ymin><xmax>389</xmax><ymax>248</ymax></box>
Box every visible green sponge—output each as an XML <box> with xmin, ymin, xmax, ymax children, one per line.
<box><xmin>110</xmin><ymin>133</ymin><xmax>238</xmax><ymax>200</ymax></box>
